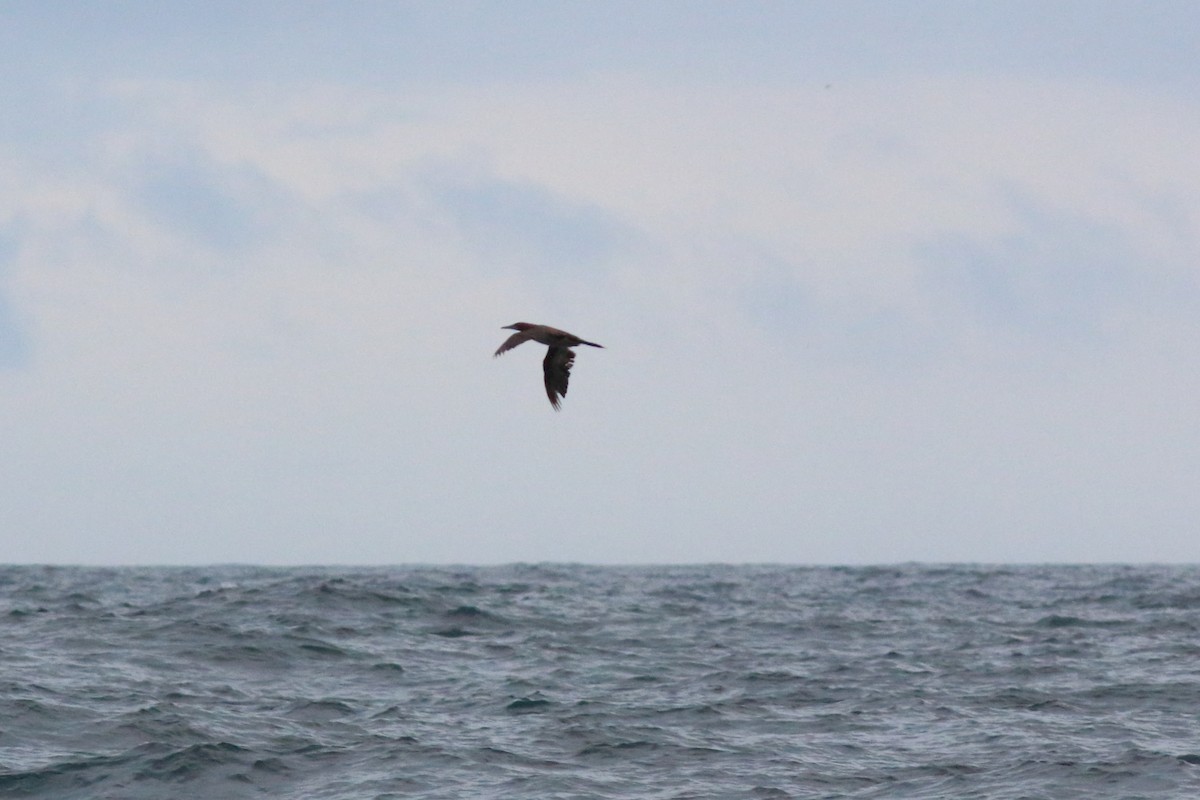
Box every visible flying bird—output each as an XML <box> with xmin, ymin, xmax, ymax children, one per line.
<box><xmin>494</xmin><ymin>322</ymin><xmax>604</xmax><ymax>410</ymax></box>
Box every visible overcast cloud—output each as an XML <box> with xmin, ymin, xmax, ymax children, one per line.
<box><xmin>1</xmin><ymin>2</ymin><xmax>1198</xmax><ymax>564</ymax></box>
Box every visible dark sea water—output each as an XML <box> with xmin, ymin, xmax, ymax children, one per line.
<box><xmin>2</xmin><ymin>564</ymin><xmax>1200</xmax><ymax>799</ymax></box>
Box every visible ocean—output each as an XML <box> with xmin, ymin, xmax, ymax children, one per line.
<box><xmin>2</xmin><ymin>564</ymin><xmax>1199</xmax><ymax>799</ymax></box>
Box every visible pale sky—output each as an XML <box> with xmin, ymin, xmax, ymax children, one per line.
<box><xmin>2</xmin><ymin>2</ymin><xmax>1198</xmax><ymax>565</ymax></box>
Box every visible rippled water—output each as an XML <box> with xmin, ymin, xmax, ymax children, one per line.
<box><xmin>2</xmin><ymin>564</ymin><xmax>1199</xmax><ymax>798</ymax></box>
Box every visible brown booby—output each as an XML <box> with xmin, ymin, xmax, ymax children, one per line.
<box><xmin>494</xmin><ymin>322</ymin><xmax>604</xmax><ymax>410</ymax></box>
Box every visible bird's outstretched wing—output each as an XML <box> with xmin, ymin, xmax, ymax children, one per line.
<box><xmin>494</xmin><ymin>330</ymin><xmax>533</xmax><ymax>357</ymax></box>
<box><xmin>542</xmin><ymin>347</ymin><xmax>574</xmax><ymax>410</ymax></box>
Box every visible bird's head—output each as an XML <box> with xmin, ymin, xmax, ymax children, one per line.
<box><xmin>502</xmin><ymin>322</ymin><xmax>534</xmax><ymax>331</ymax></box>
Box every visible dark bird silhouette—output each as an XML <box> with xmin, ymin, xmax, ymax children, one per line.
<box><xmin>494</xmin><ymin>322</ymin><xmax>604</xmax><ymax>410</ymax></box>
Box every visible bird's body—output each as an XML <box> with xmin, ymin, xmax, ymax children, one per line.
<box><xmin>494</xmin><ymin>322</ymin><xmax>603</xmax><ymax>410</ymax></box>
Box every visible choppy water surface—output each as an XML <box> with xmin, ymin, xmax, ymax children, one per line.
<box><xmin>2</xmin><ymin>564</ymin><xmax>1200</xmax><ymax>798</ymax></box>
